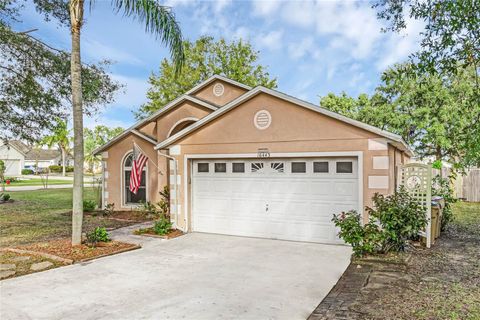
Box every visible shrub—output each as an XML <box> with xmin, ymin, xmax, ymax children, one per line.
<box><xmin>103</xmin><ymin>203</ymin><xmax>115</xmax><ymax>216</ymax></box>
<box><xmin>332</xmin><ymin>210</ymin><xmax>383</xmax><ymax>257</ymax></box>
<box><xmin>367</xmin><ymin>187</ymin><xmax>427</xmax><ymax>252</ymax></box>
<box><xmin>86</xmin><ymin>227</ymin><xmax>110</xmax><ymax>246</ymax></box>
<box><xmin>48</xmin><ymin>165</ymin><xmax>62</xmax><ymax>173</ymax></box>
<box><xmin>432</xmin><ymin>175</ymin><xmax>456</xmax><ymax>230</ymax></box>
<box><xmin>158</xmin><ymin>186</ymin><xmax>170</xmax><ymax>217</ymax></box>
<box><xmin>21</xmin><ymin>169</ymin><xmax>34</xmax><ymax>175</ymax></box>
<box><xmin>139</xmin><ymin>201</ymin><xmax>160</xmax><ymax>218</ymax></box>
<box><xmin>153</xmin><ymin>217</ymin><xmax>172</xmax><ymax>235</ymax></box>
<box><xmin>0</xmin><ymin>193</ymin><xmax>10</xmax><ymax>201</ymax></box>
<box><xmin>83</xmin><ymin>200</ymin><xmax>96</xmax><ymax>212</ymax></box>
<box><xmin>66</xmin><ymin>166</ymin><xmax>74</xmax><ymax>172</ymax></box>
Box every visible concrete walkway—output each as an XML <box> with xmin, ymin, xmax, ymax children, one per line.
<box><xmin>0</xmin><ymin>232</ymin><xmax>351</xmax><ymax>320</ymax></box>
<box><xmin>5</xmin><ymin>184</ymin><xmax>94</xmax><ymax>191</ymax></box>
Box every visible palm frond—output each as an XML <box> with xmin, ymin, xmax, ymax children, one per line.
<box><xmin>111</xmin><ymin>0</ymin><xmax>185</xmax><ymax>74</ymax></box>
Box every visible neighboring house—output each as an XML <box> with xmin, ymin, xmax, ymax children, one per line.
<box><xmin>0</xmin><ymin>140</ymin><xmax>29</xmax><ymax>176</ymax></box>
<box><xmin>94</xmin><ymin>75</ymin><xmax>413</xmax><ymax>244</ymax></box>
<box><xmin>24</xmin><ymin>148</ymin><xmax>73</xmax><ymax>169</ymax></box>
<box><xmin>0</xmin><ymin>140</ymin><xmax>72</xmax><ymax>175</ymax></box>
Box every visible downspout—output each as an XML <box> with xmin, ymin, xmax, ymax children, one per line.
<box><xmin>101</xmin><ymin>160</ymin><xmax>105</xmax><ymax>210</ymax></box>
<box><xmin>157</xmin><ymin>151</ymin><xmax>180</xmax><ymax>230</ymax></box>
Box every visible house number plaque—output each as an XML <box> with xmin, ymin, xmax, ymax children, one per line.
<box><xmin>257</xmin><ymin>148</ymin><xmax>270</xmax><ymax>158</ymax></box>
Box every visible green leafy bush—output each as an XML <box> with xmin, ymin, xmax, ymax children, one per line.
<box><xmin>86</xmin><ymin>227</ymin><xmax>110</xmax><ymax>246</ymax></box>
<box><xmin>153</xmin><ymin>217</ymin><xmax>172</xmax><ymax>235</ymax></box>
<box><xmin>0</xmin><ymin>193</ymin><xmax>11</xmax><ymax>201</ymax></box>
<box><xmin>48</xmin><ymin>165</ymin><xmax>62</xmax><ymax>173</ymax></box>
<box><xmin>21</xmin><ymin>169</ymin><xmax>34</xmax><ymax>175</ymax></box>
<box><xmin>66</xmin><ymin>166</ymin><xmax>74</xmax><ymax>172</ymax></box>
<box><xmin>432</xmin><ymin>175</ymin><xmax>456</xmax><ymax>230</ymax></box>
<box><xmin>332</xmin><ymin>210</ymin><xmax>383</xmax><ymax>256</ymax></box>
<box><xmin>158</xmin><ymin>186</ymin><xmax>170</xmax><ymax>217</ymax></box>
<box><xmin>334</xmin><ymin>188</ymin><xmax>428</xmax><ymax>256</ymax></box>
<box><xmin>83</xmin><ymin>200</ymin><xmax>96</xmax><ymax>212</ymax></box>
<box><xmin>139</xmin><ymin>201</ymin><xmax>160</xmax><ymax>218</ymax></box>
<box><xmin>367</xmin><ymin>187</ymin><xmax>427</xmax><ymax>252</ymax></box>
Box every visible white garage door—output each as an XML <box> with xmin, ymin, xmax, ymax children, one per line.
<box><xmin>192</xmin><ymin>158</ymin><xmax>359</xmax><ymax>244</ymax></box>
<box><xmin>3</xmin><ymin>159</ymin><xmax>21</xmax><ymax>176</ymax></box>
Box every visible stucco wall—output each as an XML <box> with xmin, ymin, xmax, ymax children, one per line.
<box><xmin>155</xmin><ymin>102</ymin><xmax>213</xmax><ymax>140</ymax></box>
<box><xmin>102</xmin><ymin>133</ymin><xmax>165</xmax><ymax>209</ymax></box>
<box><xmin>165</xmin><ymin>93</ymin><xmax>410</xmax><ymax>229</ymax></box>
<box><xmin>192</xmin><ymin>80</ymin><xmax>248</xmax><ymax>106</ymax></box>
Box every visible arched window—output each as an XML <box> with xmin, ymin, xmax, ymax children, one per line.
<box><xmin>123</xmin><ymin>152</ymin><xmax>147</xmax><ymax>204</ymax></box>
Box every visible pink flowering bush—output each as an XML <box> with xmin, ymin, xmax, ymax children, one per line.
<box><xmin>332</xmin><ymin>210</ymin><xmax>383</xmax><ymax>257</ymax></box>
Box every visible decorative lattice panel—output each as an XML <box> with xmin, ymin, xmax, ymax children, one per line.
<box><xmin>397</xmin><ymin>163</ymin><xmax>432</xmax><ymax>247</ymax></box>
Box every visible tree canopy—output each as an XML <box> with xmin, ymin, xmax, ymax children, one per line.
<box><xmin>136</xmin><ymin>36</ymin><xmax>277</xmax><ymax>119</ymax></box>
<box><xmin>320</xmin><ymin>65</ymin><xmax>480</xmax><ymax>168</ymax></box>
<box><xmin>375</xmin><ymin>0</ymin><xmax>480</xmax><ymax>86</ymax></box>
<box><xmin>0</xmin><ymin>1</ymin><xmax>120</xmax><ymax>142</ymax></box>
<box><xmin>84</xmin><ymin>125</ymin><xmax>124</xmax><ymax>172</ymax></box>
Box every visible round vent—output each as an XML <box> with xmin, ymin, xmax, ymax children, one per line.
<box><xmin>213</xmin><ymin>83</ymin><xmax>224</xmax><ymax>97</ymax></box>
<box><xmin>254</xmin><ymin>110</ymin><xmax>272</xmax><ymax>130</ymax></box>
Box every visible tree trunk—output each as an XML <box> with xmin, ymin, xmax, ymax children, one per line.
<box><xmin>61</xmin><ymin>146</ymin><xmax>66</xmax><ymax>177</ymax></box>
<box><xmin>70</xmin><ymin>0</ymin><xmax>84</xmax><ymax>246</ymax></box>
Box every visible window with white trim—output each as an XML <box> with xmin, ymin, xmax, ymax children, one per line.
<box><xmin>124</xmin><ymin>152</ymin><xmax>146</xmax><ymax>204</ymax></box>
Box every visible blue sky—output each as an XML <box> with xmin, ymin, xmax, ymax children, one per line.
<box><xmin>13</xmin><ymin>0</ymin><xmax>423</xmax><ymax>129</ymax></box>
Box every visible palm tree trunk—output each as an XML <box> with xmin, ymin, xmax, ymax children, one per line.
<box><xmin>70</xmin><ymin>0</ymin><xmax>84</xmax><ymax>246</ymax></box>
<box><xmin>61</xmin><ymin>146</ymin><xmax>66</xmax><ymax>177</ymax></box>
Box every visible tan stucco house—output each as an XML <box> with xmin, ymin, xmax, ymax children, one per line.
<box><xmin>94</xmin><ymin>75</ymin><xmax>413</xmax><ymax>244</ymax></box>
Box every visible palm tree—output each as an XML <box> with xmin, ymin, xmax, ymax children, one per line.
<box><xmin>41</xmin><ymin>119</ymin><xmax>71</xmax><ymax>177</ymax></box>
<box><xmin>69</xmin><ymin>0</ymin><xmax>184</xmax><ymax>245</ymax></box>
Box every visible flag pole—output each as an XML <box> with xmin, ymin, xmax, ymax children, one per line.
<box><xmin>133</xmin><ymin>142</ymin><xmax>181</xmax><ymax>230</ymax></box>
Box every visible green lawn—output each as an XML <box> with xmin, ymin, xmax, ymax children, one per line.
<box><xmin>5</xmin><ymin>179</ymin><xmax>73</xmax><ymax>186</ymax></box>
<box><xmin>0</xmin><ymin>188</ymin><xmax>136</xmax><ymax>247</ymax></box>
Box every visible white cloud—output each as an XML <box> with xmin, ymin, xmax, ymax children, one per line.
<box><xmin>255</xmin><ymin>30</ymin><xmax>284</xmax><ymax>51</ymax></box>
<box><xmin>288</xmin><ymin>37</ymin><xmax>315</xmax><ymax>59</ymax></box>
<box><xmin>83</xmin><ymin>39</ymin><xmax>145</xmax><ymax>66</ymax></box>
<box><xmin>111</xmin><ymin>74</ymin><xmax>150</xmax><ymax>108</ymax></box>
<box><xmin>253</xmin><ymin>0</ymin><xmax>281</xmax><ymax>16</ymax></box>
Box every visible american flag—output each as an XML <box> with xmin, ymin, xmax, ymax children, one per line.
<box><xmin>129</xmin><ymin>143</ymin><xmax>148</xmax><ymax>195</ymax></box>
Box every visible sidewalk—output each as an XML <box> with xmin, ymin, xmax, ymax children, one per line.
<box><xmin>5</xmin><ymin>184</ymin><xmax>94</xmax><ymax>192</ymax></box>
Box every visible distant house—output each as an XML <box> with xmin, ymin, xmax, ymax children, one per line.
<box><xmin>0</xmin><ymin>140</ymin><xmax>72</xmax><ymax>176</ymax></box>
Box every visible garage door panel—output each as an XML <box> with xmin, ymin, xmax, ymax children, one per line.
<box><xmin>192</xmin><ymin>158</ymin><xmax>358</xmax><ymax>244</ymax></box>
<box><xmin>333</xmin><ymin>181</ymin><xmax>357</xmax><ymax>198</ymax></box>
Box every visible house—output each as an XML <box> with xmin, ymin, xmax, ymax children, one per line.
<box><xmin>0</xmin><ymin>140</ymin><xmax>29</xmax><ymax>176</ymax></box>
<box><xmin>0</xmin><ymin>140</ymin><xmax>72</xmax><ymax>175</ymax></box>
<box><xmin>94</xmin><ymin>75</ymin><xmax>413</xmax><ymax>244</ymax></box>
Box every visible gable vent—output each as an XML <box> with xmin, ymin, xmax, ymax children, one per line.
<box><xmin>254</xmin><ymin>110</ymin><xmax>272</xmax><ymax>130</ymax></box>
<box><xmin>213</xmin><ymin>83</ymin><xmax>224</xmax><ymax>97</ymax></box>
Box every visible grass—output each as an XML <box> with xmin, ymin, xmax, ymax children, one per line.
<box><xmin>354</xmin><ymin>201</ymin><xmax>480</xmax><ymax>320</ymax></box>
<box><xmin>0</xmin><ymin>188</ymin><xmax>136</xmax><ymax>247</ymax></box>
<box><xmin>5</xmin><ymin>179</ymin><xmax>72</xmax><ymax>186</ymax></box>
<box><xmin>450</xmin><ymin>201</ymin><xmax>480</xmax><ymax>237</ymax></box>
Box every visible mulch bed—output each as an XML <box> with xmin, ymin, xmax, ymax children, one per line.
<box><xmin>134</xmin><ymin>228</ymin><xmax>184</xmax><ymax>239</ymax></box>
<box><xmin>84</xmin><ymin>210</ymin><xmax>153</xmax><ymax>222</ymax></box>
<box><xmin>14</xmin><ymin>239</ymin><xmax>140</xmax><ymax>262</ymax></box>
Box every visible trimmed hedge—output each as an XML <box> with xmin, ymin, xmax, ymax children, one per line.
<box><xmin>21</xmin><ymin>169</ymin><xmax>34</xmax><ymax>175</ymax></box>
<box><xmin>48</xmin><ymin>165</ymin><xmax>74</xmax><ymax>173</ymax></box>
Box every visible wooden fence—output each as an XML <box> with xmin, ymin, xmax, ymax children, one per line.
<box><xmin>458</xmin><ymin>169</ymin><xmax>480</xmax><ymax>202</ymax></box>
<box><xmin>439</xmin><ymin>168</ymin><xmax>480</xmax><ymax>202</ymax></box>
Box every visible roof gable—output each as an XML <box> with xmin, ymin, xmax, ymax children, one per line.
<box><xmin>155</xmin><ymin>86</ymin><xmax>413</xmax><ymax>156</ymax></box>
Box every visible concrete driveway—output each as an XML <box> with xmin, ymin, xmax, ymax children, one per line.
<box><xmin>0</xmin><ymin>233</ymin><xmax>351</xmax><ymax>320</ymax></box>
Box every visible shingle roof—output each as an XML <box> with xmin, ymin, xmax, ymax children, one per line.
<box><xmin>25</xmin><ymin>149</ymin><xmax>61</xmax><ymax>161</ymax></box>
<box><xmin>4</xmin><ymin>140</ymin><xmax>30</xmax><ymax>155</ymax></box>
